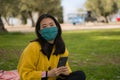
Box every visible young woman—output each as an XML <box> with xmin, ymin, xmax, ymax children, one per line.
<box><xmin>17</xmin><ymin>14</ymin><xmax>86</xmax><ymax>80</ymax></box>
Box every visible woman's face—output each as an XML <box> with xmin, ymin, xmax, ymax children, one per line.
<box><xmin>39</xmin><ymin>18</ymin><xmax>58</xmax><ymax>43</ymax></box>
<box><xmin>40</xmin><ymin>18</ymin><xmax>56</xmax><ymax>30</ymax></box>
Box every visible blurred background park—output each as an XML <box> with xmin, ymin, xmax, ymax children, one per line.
<box><xmin>0</xmin><ymin>0</ymin><xmax>120</xmax><ymax>80</ymax></box>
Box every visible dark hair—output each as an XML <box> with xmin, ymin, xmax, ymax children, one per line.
<box><xmin>35</xmin><ymin>14</ymin><xmax>65</xmax><ymax>56</ymax></box>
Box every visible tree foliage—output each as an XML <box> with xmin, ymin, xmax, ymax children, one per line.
<box><xmin>0</xmin><ymin>0</ymin><xmax>20</xmax><ymax>32</ymax></box>
<box><xmin>0</xmin><ymin>0</ymin><xmax>63</xmax><ymax>31</ymax></box>
<box><xmin>116</xmin><ymin>0</ymin><xmax>120</xmax><ymax>8</ymax></box>
<box><xmin>19</xmin><ymin>0</ymin><xmax>63</xmax><ymax>26</ymax></box>
<box><xmin>0</xmin><ymin>0</ymin><xmax>20</xmax><ymax>18</ymax></box>
<box><xmin>85</xmin><ymin>0</ymin><xmax>120</xmax><ymax>22</ymax></box>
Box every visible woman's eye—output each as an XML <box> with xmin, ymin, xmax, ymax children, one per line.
<box><xmin>50</xmin><ymin>24</ymin><xmax>55</xmax><ymax>27</ymax></box>
<box><xmin>42</xmin><ymin>26</ymin><xmax>47</xmax><ymax>28</ymax></box>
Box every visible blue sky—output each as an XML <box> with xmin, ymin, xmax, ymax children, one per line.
<box><xmin>61</xmin><ymin>0</ymin><xmax>86</xmax><ymax>22</ymax></box>
<box><xmin>61</xmin><ymin>0</ymin><xmax>86</xmax><ymax>12</ymax></box>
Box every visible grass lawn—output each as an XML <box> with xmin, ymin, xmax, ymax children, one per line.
<box><xmin>0</xmin><ymin>29</ymin><xmax>120</xmax><ymax>80</ymax></box>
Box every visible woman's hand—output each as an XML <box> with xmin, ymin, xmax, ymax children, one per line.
<box><xmin>48</xmin><ymin>68</ymin><xmax>62</xmax><ymax>77</ymax></box>
<box><xmin>48</xmin><ymin>66</ymin><xmax>69</xmax><ymax>77</ymax></box>
<box><xmin>59</xmin><ymin>66</ymin><xmax>69</xmax><ymax>76</ymax></box>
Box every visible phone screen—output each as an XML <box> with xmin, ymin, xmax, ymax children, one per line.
<box><xmin>57</xmin><ymin>57</ymin><xmax>68</xmax><ymax>67</ymax></box>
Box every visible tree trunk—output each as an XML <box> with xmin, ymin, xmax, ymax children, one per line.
<box><xmin>21</xmin><ymin>11</ymin><xmax>27</xmax><ymax>24</ymax></box>
<box><xmin>105</xmin><ymin>16</ymin><xmax>108</xmax><ymax>23</ymax></box>
<box><xmin>21</xmin><ymin>15</ymin><xmax>27</xmax><ymax>24</ymax></box>
<box><xmin>0</xmin><ymin>15</ymin><xmax>7</xmax><ymax>32</ymax></box>
<box><xmin>28</xmin><ymin>11</ymin><xmax>35</xmax><ymax>27</ymax></box>
<box><xmin>4</xmin><ymin>17</ymin><xmax>10</xmax><ymax>25</ymax></box>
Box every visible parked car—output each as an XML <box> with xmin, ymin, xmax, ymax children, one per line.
<box><xmin>68</xmin><ymin>16</ymin><xmax>85</xmax><ymax>25</ymax></box>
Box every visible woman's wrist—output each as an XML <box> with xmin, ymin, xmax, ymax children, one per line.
<box><xmin>42</xmin><ymin>71</ymin><xmax>46</xmax><ymax>78</ymax></box>
<box><xmin>42</xmin><ymin>71</ymin><xmax>48</xmax><ymax>78</ymax></box>
<box><xmin>46</xmin><ymin>71</ymin><xmax>48</xmax><ymax>77</ymax></box>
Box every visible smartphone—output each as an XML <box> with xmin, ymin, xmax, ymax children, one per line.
<box><xmin>57</xmin><ymin>57</ymin><xmax>68</xmax><ymax>67</ymax></box>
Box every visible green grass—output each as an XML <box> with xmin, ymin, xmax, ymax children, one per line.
<box><xmin>0</xmin><ymin>32</ymin><xmax>36</xmax><ymax>70</ymax></box>
<box><xmin>0</xmin><ymin>29</ymin><xmax>120</xmax><ymax>80</ymax></box>
<box><xmin>0</xmin><ymin>32</ymin><xmax>36</xmax><ymax>49</ymax></box>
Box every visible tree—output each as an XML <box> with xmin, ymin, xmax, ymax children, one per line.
<box><xmin>20</xmin><ymin>0</ymin><xmax>63</xmax><ymax>27</ymax></box>
<box><xmin>116</xmin><ymin>0</ymin><xmax>120</xmax><ymax>8</ymax></box>
<box><xmin>35</xmin><ymin>0</ymin><xmax>63</xmax><ymax>23</ymax></box>
<box><xmin>85</xmin><ymin>0</ymin><xmax>119</xmax><ymax>23</ymax></box>
<box><xmin>0</xmin><ymin>15</ymin><xmax>7</xmax><ymax>32</ymax></box>
<box><xmin>19</xmin><ymin>0</ymin><xmax>37</xmax><ymax>27</ymax></box>
<box><xmin>0</xmin><ymin>0</ymin><xmax>63</xmax><ymax>31</ymax></box>
<box><xmin>0</xmin><ymin>0</ymin><xmax>9</xmax><ymax>32</ymax></box>
<box><xmin>0</xmin><ymin>0</ymin><xmax>20</xmax><ymax>32</ymax></box>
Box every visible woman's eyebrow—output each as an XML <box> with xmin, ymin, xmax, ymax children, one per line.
<box><xmin>41</xmin><ymin>24</ymin><xmax>46</xmax><ymax>26</ymax></box>
<box><xmin>49</xmin><ymin>22</ymin><xmax>55</xmax><ymax>25</ymax></box>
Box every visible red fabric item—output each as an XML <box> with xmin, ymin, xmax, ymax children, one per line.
<box><xmin>0</xmin><ymin>70</ymin><xmax>20</xmax><ymax>80</ymax></box>
<box><xmin>116</xmin><ymin>18</ymin><xmax>120</xmax><ymax>21</ymax></box>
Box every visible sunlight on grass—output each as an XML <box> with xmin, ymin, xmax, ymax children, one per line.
<box><xmin>92</xmin><ymin>36</ymin><xmax>120</xmax><ymax>40</ymax></box>
<box><xmin>63</xmin><ymin>30</ymin><xmax>95</xmax><ymax>33</ymax></box>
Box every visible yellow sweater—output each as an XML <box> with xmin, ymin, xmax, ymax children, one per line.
<box><xmin>17</xmin><ymin>42</ymin><xmax>72</xmax><ymax>80</ymax></box>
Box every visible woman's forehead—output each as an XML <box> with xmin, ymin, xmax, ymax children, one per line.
<box><xmin>40</xmin><ymin>18</ymin><xmax>55</xmax><ymax>25</ymax></box>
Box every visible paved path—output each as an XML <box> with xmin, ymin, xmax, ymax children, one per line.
<box><xmin>5</xmin><ymin>23</ymin><xmax>120</xmax><ymax>32</ymax></box>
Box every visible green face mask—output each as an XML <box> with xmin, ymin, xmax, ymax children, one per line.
<box><xmin>39</xmin><ymin>26</ymin><xmax>58</xmax><ymax>41</ymax></box>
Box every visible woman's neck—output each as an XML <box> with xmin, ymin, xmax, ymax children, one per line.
<box><xmin>48</xmin><ymin>40</ymin><xmax>54</xmax><ymax>44</ymax></box>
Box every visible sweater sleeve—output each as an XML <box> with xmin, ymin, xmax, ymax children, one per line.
<box><xmin>17</xmin><ymin>42</ymin><xmax>42</xmax><ymax>80</ymax></box>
